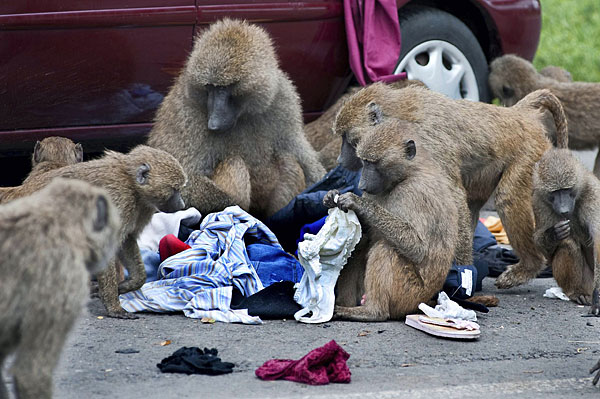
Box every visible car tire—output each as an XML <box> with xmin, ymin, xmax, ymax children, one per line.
<box><xmin>394</xmin><ymin>6</ymin><xmax>491</xmax><ymax>103</ymax></box>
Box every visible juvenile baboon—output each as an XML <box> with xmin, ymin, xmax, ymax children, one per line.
<box><xmin>148</xmin><ymin>19</ymin><xmax>325</xmax><ymax>219</ymax></box>
<box><xmin>333</xmin><ymin>83</ymin><xmax>568</xmax><ymax>289</ymax></box>
<box><xmin>1</xmin><ymin>145</ymin><xmax>187</xmax><ymax>318</ymax></box>
<box><xmin>532</xmin><ymin>146</ymin><xmax>600</xmax><ymax>312</ymax></box>
<box><xmin>324</xmin><ymin>118</ymin><xmax>458</xmax><ymax>320</ymax></box>
<box><xmin>305</xmin><ymin>80</ymin><xmax>427</xmax><ymax>170</ymax></box>
<box><xmin>489</xmin><ymin>54</ymin><xmax>600</xmax><ymax>175</ymax></box>
<box><xmin>0</xmin><ymin>137</ymin><xmax>83</xmax><ymax>202</ymax></box>
<box><xmin>0</xmin><ymin>178</ymin><xmax>120</xmax><ymax>399</ymax></box>
<box><xmin>539</xmin><ymin>65</ymin><xmax>573</xmax><ymax>83</ymax></box>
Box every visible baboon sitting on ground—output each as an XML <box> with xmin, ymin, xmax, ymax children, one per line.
<box><xmin>0</xmin><ymin>145</ymin><xmax>187</xmax><ymax>318</ymax></box>
<box><xmin>148</xmin><ymin>19</ymin><xmax>325</xmax><ymax>219</ymax></box>
<box><xmin>532</xmin><ymin>146</ymin><xmax>600</xmax><ymax>312</ymax></box>
<box><xmin>0</xmin><ymin>178</ymin><xmax>120</xmax><ymax>399</ymax></box>
<box><xmin>324</xmin><ymin>118</ymin><xmax>458</xmax><ymax>320</ymax></box>
<box><xmin>333</xmin><ymin>83</ymin><xmax>568</xmax><ymax>289</ymax></box>
<box><xmin>489</xmin><ymin>54</ymin><xmax>600</xmax><ymax>175</ymax></box>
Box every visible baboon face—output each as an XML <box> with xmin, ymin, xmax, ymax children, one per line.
<box><xmin>547</xmin><ymin>188</ymin><xmax>577</xmax><ymax>218</ymax></box>
<box><xmin>488</xmin><ymin>55</ymin><xmax>538</xmax><ymax>106</ymax></box>
<box><xmin>206</xmin><ymin>84</ymin><xmax>242</xmax><ymax>132</ymax></box>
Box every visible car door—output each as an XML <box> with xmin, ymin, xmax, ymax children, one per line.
<box><xmin>0</xmin><ymin>0</ymin><xmax>196</xmax><ymax>151</ymax></box>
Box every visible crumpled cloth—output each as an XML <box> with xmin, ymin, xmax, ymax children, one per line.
<box><xmin>159</xmin><ymin>234</ymin><xmax>191</xmax><ymax>262</ymax></box>
<box><xmin>157</xmin><ymin>347</ymin><xmax>234</xmax><ymax>375</ymax></box>
<box><xmin>120</xmin><ymin>206</ymin><xmax>275</xmax><ymax>324</ymax></box>
<box><xmin>137</xmin><ymin>208</ymin><xmax>202</xmax><ymax>252</ymax></box>
<box><xmin>419</xmin><ymin>292</ymin><xmax>477</xmax><ymax>321</ymax></box>
<box><xmin>543</xmin><ymin>286</ymin><xmax>570</xmax><ymax>301</ymax></box>
<box><xmin>255</xmin><ymin>340</ymin><xmax>351</xmax><ymax>385</ymax></box>
<box><xmin>294</xmin><ymin>207</ymin><xmax>362</xmax><ymax>323</ymax></box>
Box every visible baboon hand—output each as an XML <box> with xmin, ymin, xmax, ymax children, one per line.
<box><xmin>336</xmin><ymin>192</ymin><xmax>359</xmax><ymax>213</ymax></box>
<box><xmin>591</xmin><ymin>358</ymin><xmax>600</xmax><ymax>385</ymax></box>
<box><xmin>553</xmin><ymin>220</ymin><xmax>570</xmax><ymax>241</ymax></box>
<box><xmin>323</xmin><ymin>189</ymin><xmax>340</xmax><ymax>209</ymax></box>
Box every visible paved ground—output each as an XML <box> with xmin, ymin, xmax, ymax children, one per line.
<box><xmin>25</xmin><ymin>277</ymin><xmax>593</xmax><ymax>398</ymax></box>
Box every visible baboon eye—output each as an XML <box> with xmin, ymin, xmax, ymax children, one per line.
<box><xmin>502</xmin><ymin>85</ymin><xmax>514</xmax><ymax>98</ymax></box>
<box><xmin>405</xmin><ymin>140</ymin><xmax>416</xmax><ymax>160</ymax></box>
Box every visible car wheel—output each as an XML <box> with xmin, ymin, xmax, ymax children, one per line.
<box><xmin>394</xmin><ymin>6</ymin><xmax>491</xmax><ymax>102</ymax></box>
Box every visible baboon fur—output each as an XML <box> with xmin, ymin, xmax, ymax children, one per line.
<box><xmin>0</xmin><ymin>136</ymin><xmax>83</xmax><ymax>202</ymax></box>
<box><xmin>305</xmin><ymin>80</ymin><xmax>427</xmax><ymax>170</ymax></box>
<box><xmin>539</xmin><ymin>65</ymin><xmax>573</xmax><ymax>83</ymax></box>
<box><xmin>0</xmin><ymin>145</ymin><xmax>187</xmax><ymax>318</ymax></box>
<box><xmin>489</xmin><ymin>54</ymin><xmax>600</xmax><ymax>175</ymax></box>
<box><xmin>532</xmin><ymin>148</ymin><xmax>600</xmax><ymax>312</ymax></box>
<box><xmin>333</xmin><ymin>82</ymin><xmax>569</xmax><ymax>289</ymax></box>
<box><xmin>325</xmin><ymin>118</ymin><xmax>458</xmax><ymax>320</ymax></box>
<box><xmin>0</xmin><ymin>178</ymin><xmax>120</xmax><ymax>399</ymax></box>
<box><xmin>147</xmin><ymin>19</ymin><xmax>325</xmax><ymax>219</ymax></box>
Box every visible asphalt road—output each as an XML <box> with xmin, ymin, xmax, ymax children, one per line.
<box><xmin>29</xmin><ymin>277</ymin><xmax>594</xmax><ymax>399</ymax></box>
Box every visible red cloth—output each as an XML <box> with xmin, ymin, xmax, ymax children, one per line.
<box><xmin>159</xmin><ymin>234</ymin><xmax>191</xmax><ymax>262</ymax></box>
<box><xmin>344</xmin><ymin>0</ymin><xmax>406</xmax><ymax>86</ymax></box>
<box><xmin>255</xmin><ymin>340</ymin><xmax>351</xmax><ymax>385</ymax></box>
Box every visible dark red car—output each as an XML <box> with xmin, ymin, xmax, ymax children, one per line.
<box><xmin>0</xmin><ymin>0</ymin><xmax>540</xmax><ymax>162</ymax></box>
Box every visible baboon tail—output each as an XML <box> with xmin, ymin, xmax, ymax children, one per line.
<box><xmin>516</xmin><ymin>89</ymin><xmax>569</xmax><ymax>149</ymax></box>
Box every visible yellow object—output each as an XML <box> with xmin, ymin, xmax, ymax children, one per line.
<box><xmin>483</xmin><ymin>216</ymin><xmax>510</xmax><ymax>245</ymax></box>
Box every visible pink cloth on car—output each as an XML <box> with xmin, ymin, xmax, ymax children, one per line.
<box><xmin>344</xmin><ymin>0</ymin><xmax>406</xmax><ymax>85</ymax></box>
<box><xmin>255</xmin><ymin>340</ymin><xmax>351</xmax><ymax>385</ymax></box>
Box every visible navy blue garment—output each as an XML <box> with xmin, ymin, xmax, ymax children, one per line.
<box><xmin>295</xmin><ymin>216</ymin><xmax>327</xmax><ymax>255</ymax></box>
<box><xmin>444</xmin><ymin>265</ymin><xmax>479</xmax><ymax>300</ymax></box>
<box><xmin>473</xmin><ymin>220</ymin><xmax>497</xmax><ymax>252</ymax></box>
<box><xmin>246</xmin><ymin>243</ymin><xmax>304</xmax><ymax>287</ymax></box>
<box><xmin>266</xmin><ymin>165</ymin><xmax>361</xmax><ymax>253</ymax></box>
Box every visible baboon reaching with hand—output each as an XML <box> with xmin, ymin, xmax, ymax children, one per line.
<box><xmin>333</xmin><ymin>82</ymin><xmax>568</xmax><ymax>289</ymax></box>
<box><xmin>0</xmin><ymin>136</ymin><xmax>83</xmax><ymax>202</ymax></box>
<box><xmin>324</xmin><ymin>118</ymin><xmax>458</xmax><ymax>320</ymax></box>
<box><xmin>489</xmin><ymin>54</ymin><xmax>600</xmax><ymax>175</ymax></box>
<box><xmin>148</xmin><ymin>19</ymin><xmax>325</xmax><ymax>219</ymax></box>
<box><xmin>0</xmin><ymin>178</ymin><xmax>120</xmax><ymax>399</ymax></box>
<box><xmin>532</xmin><ymin>146</ymin><xmax>600</xmax><ymax>312</ymax></box>
<box><xmin>1</xmin><ymin>145</ymin><xmax>187</xmax><ymax>318</ymax></box>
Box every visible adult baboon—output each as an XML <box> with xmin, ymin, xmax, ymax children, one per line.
<box><xmin>0</xmin><ymin>178</ymin><xmax>120</xmax><ymax>399</ymax></box>
<box><xmin>489</xmin><ymin>54</ymin><xmax>600</xmax><ymax>175</ymax></box>
<box><xmin>324</xmin><ymin>118</ymin><xmax>458</xmax><ymax>320</ymax></box>
<box><xmin>532</xmin><ymin>146</ymin><xmax>600</xmax><ymax>312</ymax></box>
<box><xmin>1</xmin><ymin>145</ymin><xmax>187</xmax><ymax>318</ymax></box>
<box><xmin>333</xmin><ymin>83</ymin><xmax>568</xmax><ymax>289</ymax></box>
<box><xmin>148</xmin><ymin>19</ymin><xmax>325</xmax><ymax>219</ymax></box>
<box><xmin>0</xmin><ymin>137</ymin><xmax>83</xmax><ymax>202</ymax></box>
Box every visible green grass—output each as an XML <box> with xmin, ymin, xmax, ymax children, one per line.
<box><xmin>533</xmin><ymin>0</ymin><xmax>600</xmax><ymax>82</ymax></box>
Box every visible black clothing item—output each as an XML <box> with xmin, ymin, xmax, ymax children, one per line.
<box><xmin>480</xmin><ymin>247</ymin><xmax>520</xmax><ymax>277</ymax></box>
<box><xmin>157</xmin><ymin>347</ymin><xmax>234</xmax><ymax>375</ymax></box>
<box><xmin>231</xmin><ymin>281</ymin><xmax>301</xmax><ymax>319</ymax></box>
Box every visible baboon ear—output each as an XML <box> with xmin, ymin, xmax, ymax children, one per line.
<box><xmin>33</xmin><ymin>140</ymin><xmax>42</xmax><ymax>163</ymax></box>
<box><xmin>74</xmin><ymin>143</ymin><xmax>84</xmax><ymax>163</ymax></box>
<box><xmin>367</xmin><ymin>102</ymin><xmax>383</xmax><ymax>125</ymax></box>
<box><xmin>405</xmin><ymin>140</ymin><xmax>416</xmax><ymax>160</ymax></box>
<box><xmin>136</xmin><ymin>163</ymin><xmax>151</xmax><ymax>185</ymax></box>
<box><xmin>93</xmin><ymin>195</ymin><xmax>109</xmax><ymax>232</ymax></box>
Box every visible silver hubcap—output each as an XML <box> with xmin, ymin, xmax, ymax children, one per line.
<box><xmin>394</xmin><ymin>40</ymin><xmax>479</xmax><ymax>101</ymax></box>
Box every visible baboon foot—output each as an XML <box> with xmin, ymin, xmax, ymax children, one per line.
<box><xmin>106</xmin><ymin>309</ymin><xmax>139</xmax><ymax>319</ymax></box>
<box><xmin>570</xmin><ymin>294</ymin><xmax>592</xmax><ymax>306</ymax></box>
<box><xmin>591</xmin><ymin>358</ymin><xmax>600</xmax><ymax>385</ymax></box>
<box><xmin>494</xmin><ymin>264</ymin><xmax>532</xmax><ymax>289</ymax></box>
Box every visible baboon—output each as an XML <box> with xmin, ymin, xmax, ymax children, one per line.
<box><xmin>489</xmin><ymin>54</ymin><xmax>600</xmax><ymax>175</ymax></box>
<box><xmin>0</xmin><ymin>137</ymin><xmax>83</xmax><ymax>202</ymax></box>
<box><xmin>1</xmin><ymin>145</ymin><xmax>187</xmax><ymax>318</ymax></box>
<box><xmin>324</xmin><ymin>118</ymin><xmax>458</xmax><ymax>320</ymax></box>
<box><xmin>333</xmin><ymin>83</ymin><xmax>568</xmax><ymax>289</ymax></box>
<box><xmin>147</xmin><ymin>19</ymin><xmax>325</xmax><ymax>219</ymax></box>
<box><xmin>305</xmin><ymin>80</ymin><xmax>427</xmax><ymax>170</ymax></box>
<box><xmin>539</xmin><ymin>65</ymin><xmax>572</xmax><ymax>83</ymax></box>
<box><xmin>0</xmin><ymin>178</ymin><xmax>120</xmax><ymax>399</ymax></box>
<box><xmin>532</xmin><ymin>146</ymin><xmax>600</xmax><ymax>312</ymax></box>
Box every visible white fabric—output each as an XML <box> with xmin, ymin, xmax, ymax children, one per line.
<box><xmin>294</xmin><ymin>207</ymin><xmax>362</xmax><ymax>323</ymax></box>
<box><xmin>543</xmin><ymin>286</ymin><xmax>570</xmax><ymax>301</ymax></box>
<box><xmin>137</xmin><ymin>208</ymin><xmax>202</xmax><ymax>251</ymax></box>
<box><xmin>418</xmin><ymin>291</ymin><xmax>477</xmax><ymax>321</ymax></box>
